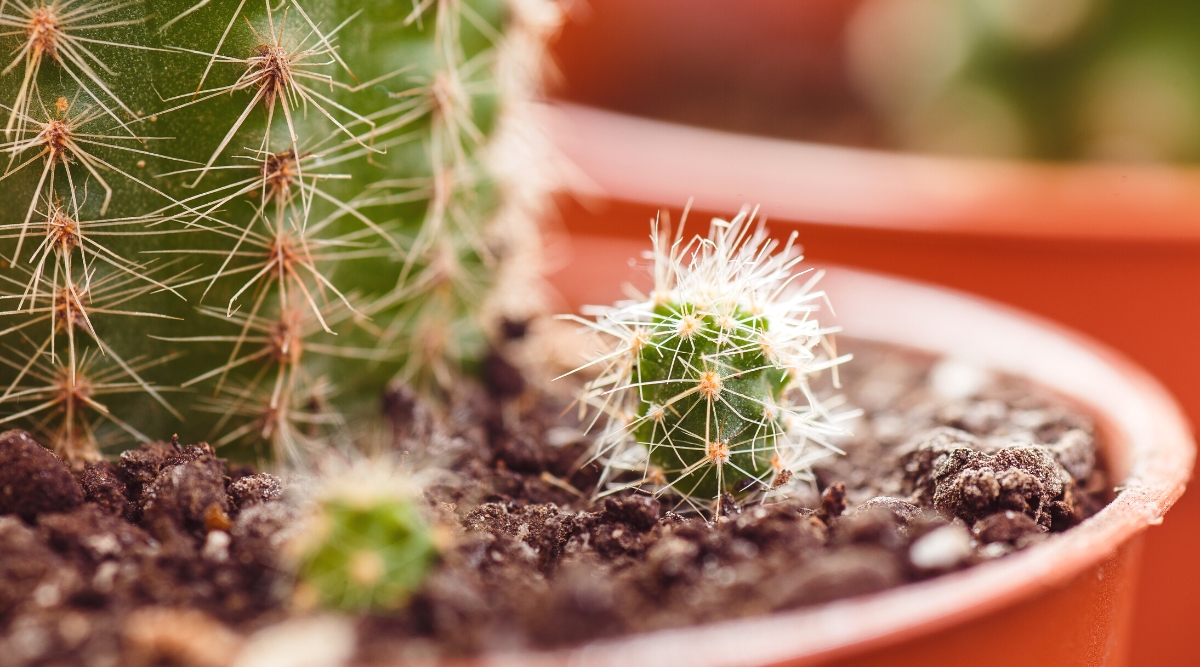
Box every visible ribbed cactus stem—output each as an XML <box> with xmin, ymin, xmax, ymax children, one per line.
<box><xmin>0</xmin><ymin>0</ymin><xmax>561</xmax><ymax>464</ymax></box>
<box><xmin>569</xmin><ymin>207</ymin><xmax>851</xmax><ymax>512</ymax></box>
<box><xmin>634</xmin><ymin>301</ymin><xmax>792</xmax><ymax>499</ymax></box>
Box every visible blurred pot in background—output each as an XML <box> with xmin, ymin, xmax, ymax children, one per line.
<box><xmin>551</xmin><ymin>0</ymin><xmax>879</xmax><ymax>146</ymax></box>
<box><xmin>557</xmin><ymin>0</ymin><xmax>1200</xmax><ymax>162</ymax></box>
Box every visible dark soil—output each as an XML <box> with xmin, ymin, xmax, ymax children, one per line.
<box><xmin>0</xmin><ymin>340</ymin><xmax>1110</xmax><ymax>666</ymax></box>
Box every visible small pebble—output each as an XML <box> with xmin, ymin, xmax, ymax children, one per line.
<box><xmin>233</xmin><ymin>616</ymin><xmax>356</xmax><ymax>667</ymax></box>
<box><xmin>930</xmin><ymin>358</ymin><xmax>991</xmax><ymax>401</ymax></box>
<box><xmin>203</xmin><ymin>531</ymin><xmax>231</xmax><ymax>563</ymax></box>
<box><xmin>909</xmin><ymin>524</ymin><xmax>973</xmax><ymax>570</ymax></box>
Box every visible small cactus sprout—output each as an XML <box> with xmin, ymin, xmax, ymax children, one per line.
<box><xmin>289</xmin><ymin>456</ymin><xmax>439</xmax><ymax>612</ymax></box>
<box><xmin>568</xmin><ymin>206</ymin><xmax>851</xmax><ymax>512</ymax></box>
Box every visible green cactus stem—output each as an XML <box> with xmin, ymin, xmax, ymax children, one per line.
<box><xmin>567</xmin><ymin>207</ymin><xmax>851</xmax><ymax>513</ymax></box>
<box><xmin>0</xmin><ymin>0</ymin><xmax>561</xmax><ymax>465</ymax></box>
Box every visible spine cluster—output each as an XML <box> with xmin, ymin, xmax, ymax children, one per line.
<box><xmin>570</xmin><ymin>207</ymin><xmax>850</xmax><ymax>513</ymax></box>
<box><xmin>0</xmin><ymin>0</ymin><xmax>560</xmax><ymax>465</ymax></box>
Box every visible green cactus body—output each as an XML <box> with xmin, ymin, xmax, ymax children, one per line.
<box><xmin>0</xmin><ymin>0</ymin><xmax>558</xmax><ymax>464</ymax></box>
<box><xmin>635</xmin><ymin>303</ymin><xmax>789</xmax><ymax>499</ymax></box>
<box><xmin>293</xmin><ymin>494</ymin><xmax>438</xmax><ymax>611</ymax></box>
<box><xmin>572</xmin><ymin>209</ymin><xmax>850</xmax><ymax>512</ymax></box>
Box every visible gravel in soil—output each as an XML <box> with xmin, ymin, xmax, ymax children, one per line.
<box><xmin>0</xmin><ymin>340</ymin><xmax>1110</xmax><ymax>666</ymax></box>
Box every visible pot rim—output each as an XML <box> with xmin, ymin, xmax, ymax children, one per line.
<box><xmin>475</xmin><ymin>261</ymin><xmax>1193</xmax><ymax>667</ymax></box>
<box><xmin>547</xmin><ymin>102</ymin><xmax>1200</xmax><ymax>243</ymax></box>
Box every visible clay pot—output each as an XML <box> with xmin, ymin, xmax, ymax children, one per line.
<box><xmin>545</xmin><ymin>8</ymin><xmax>1200</xmax><ymax>659</ymax></box>
<box><xmin>544</xmin><ymin>101</ymin><xmax>1200</xmax><ymax>663</ymax></box>
<box><xmin>526</xmin><ymin>235</ymin><xmax>1193</xmax><ymax>667</ymax></box>
<box><xmin>550</xmin><ymin>0</ymin><xmax>869</xmax><ymax>147</ymax></box>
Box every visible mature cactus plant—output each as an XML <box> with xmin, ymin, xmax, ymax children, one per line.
<box><xmin>288</xmin><ymin>455</ymin><xmax>440</xmax><ymax>612</ymax></box>
<box><xmin>0</xmin><ymin>0</ymin><xmax>560</xmax><ymax>465</ymax></box>
<box><xmin>569</xmin><ymin>207</ymin><xmax>850</xmax><ymax>513</ymax></box>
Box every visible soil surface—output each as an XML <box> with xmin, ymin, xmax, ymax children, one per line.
<box><xmin>0</xmin><ymin>340</ymin><xmax>1110</xmax><ymax>666</ymax></box>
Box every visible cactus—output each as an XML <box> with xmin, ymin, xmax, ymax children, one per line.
<box><xmin>288</xmin><ymin>455</ymin><xmax>440</xmax><ymax>611</ymax></box>
<box><xmin>0</xmin><ymin>0</ymin><xmax>561</xmax><ymax>465</ymax></box>
<box><xmin>568</xmin><ymin>207</ymin><xmax>850</xmax><ymax>513</ymax></box>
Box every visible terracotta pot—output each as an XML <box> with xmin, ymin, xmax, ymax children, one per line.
<box><xmin>543</xmin><ymin>102</ymin><xmax>1200</xmax><ymax>663</ymax></box>
<box><xmin>522</xmin><ymin>237</ymin><xmax>1192</xmax><ymax>667</ymax></box>
<box><xmin>550</xmin><ymin>0</ymin><xmax>871</xmax><ymax>147</ymax></box>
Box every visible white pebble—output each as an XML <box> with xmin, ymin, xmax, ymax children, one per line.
<box><xmin>980</xmin><ymin>542</ymin><xmax>1009</xmax><ymax>559</ymax></box>
<box><xmin>930</xmin><ymin>358</ymin><xmax>991</xmax><ymax>401</ymax></box>
<box><xmin>33</xmin><ymin>583</ymin><xmax>60</xmax><ymax>608</ymax></box>
<box><xmin>83</xmin><ymin>533</ymin><xmax>121</xmax><ymax>558</ymax></box>
<box><xmin>909</xmin><ymin>524</ymin><xmax>973</xmax><ymax>570</ymax></box>
<box><xmin>93</xmin><ymin>561</ymin><xmax>119</xmax><ymax>593</ymax></box>
<box><xmin>203</xmin><ymin>530</ymin><xmax>231</xmax><ymax>562</ymax></box>
<box><xmin>233</xmin><ymin>616</ymin><xmax>356</xmax><ymax>667</ymax></box>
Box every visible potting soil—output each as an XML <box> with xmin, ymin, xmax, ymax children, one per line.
<box><xmin>0</xmin><ymin>340</ymin><xmax>1110</xmax><ymax>665</ymax></box>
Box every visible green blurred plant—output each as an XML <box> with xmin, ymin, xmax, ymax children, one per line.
<box><xmin>290</xmin><ymin>470</ymin><xmax>438</xmax><ymax>610</ymax></box>
<box><xmin>847</xmin><ymin>0</ymin><xmax>1200</xmax><ymax>161</ymax></box>
<box><xmin>288</xmin><ymin>455</ymin><xmax>440</xmax><ymax>611</ymax></box>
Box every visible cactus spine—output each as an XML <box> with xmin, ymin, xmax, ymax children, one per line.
<box><xmin>570</xmin><ymin>208</ymin><xmax>849</xmax><ymax>512</ymax></box>
<box><xmin>0</xmin><ymin>0</ymin><xmax>560</xmax><ymax>464</ymax></box>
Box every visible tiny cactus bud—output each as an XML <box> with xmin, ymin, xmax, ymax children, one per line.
<box><xmin>290</xmin><ymin>458</ymin><xmax>439</xmax><ymax>611</ymax></box>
